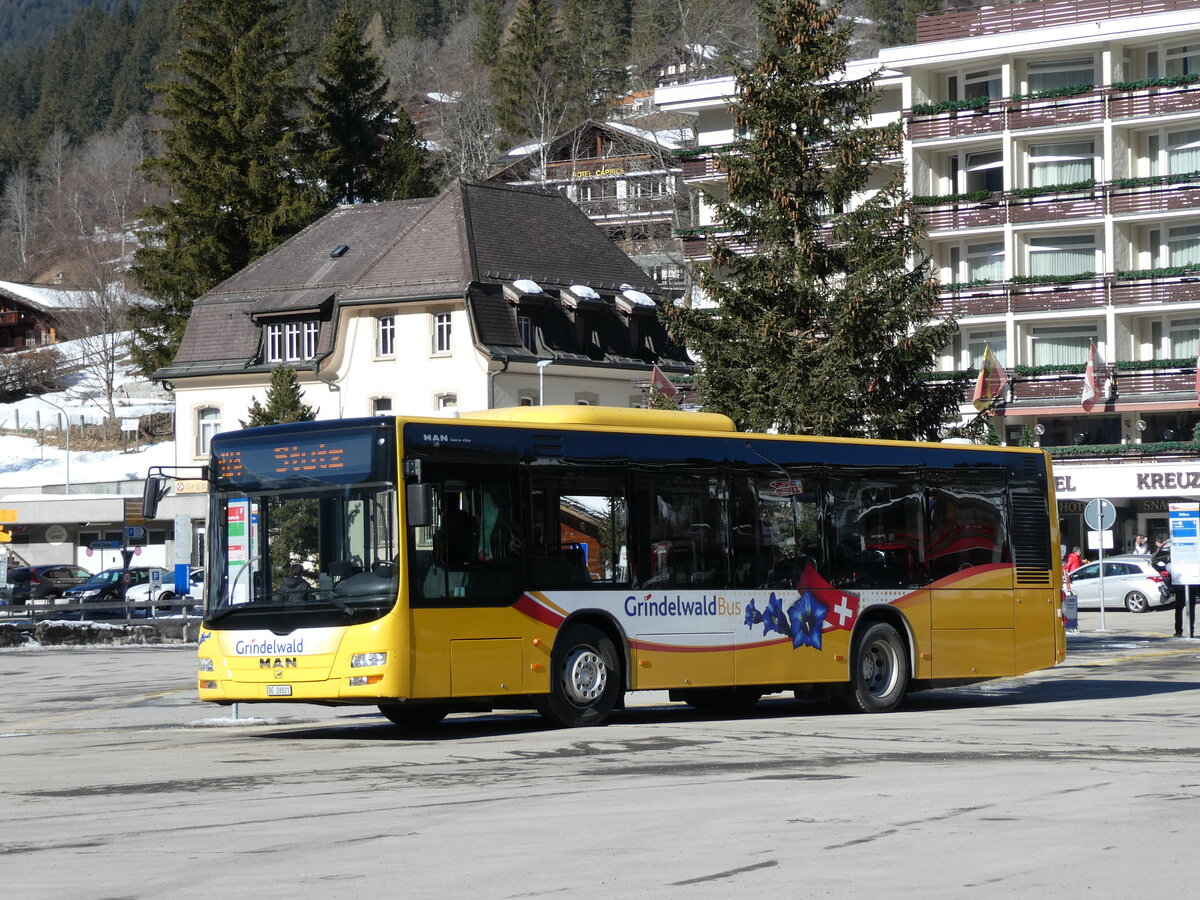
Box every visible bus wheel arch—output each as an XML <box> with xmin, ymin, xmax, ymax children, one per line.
<box><xmin>844</xmin><ymin>609</ymin><xmax>911</xmax><ymax>714</ymax></box>
<box><xmin>537</xmin><ymin>613</ymin><xmax>626</xmax><ymax>728</ymax></box>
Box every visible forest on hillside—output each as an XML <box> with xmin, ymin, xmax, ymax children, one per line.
<box><xmin>0</xmin><ymin>0</ymin><xmax>971</xmax><ymax>283</ymax></box>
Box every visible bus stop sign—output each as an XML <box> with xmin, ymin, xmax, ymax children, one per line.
<box><xmin>1084</xmin><ymin>498</ymin><xmax>1116</xmax><ymax>532</ymax></box>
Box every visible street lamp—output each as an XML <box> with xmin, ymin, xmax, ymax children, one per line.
<box><xmin>38</xmin><ymin>395</ymin><xmax>70</xmax><ymax>495</ymax></box>
<box><xmin>537</xmin><ymin>359</ymin><xmax>554</xmax><ymax>406</ymax></box>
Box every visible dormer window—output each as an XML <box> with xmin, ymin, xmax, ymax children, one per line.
<box><xmin>265</xmin><ymin>321</ymin><xmax>319</xmax><ymax>363</ymax></box>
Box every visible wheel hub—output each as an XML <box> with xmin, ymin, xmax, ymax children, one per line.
<box><xmin>564</xmin><ymin>648</ymin><xmax>607</xmax><ymax>703</ymax></box>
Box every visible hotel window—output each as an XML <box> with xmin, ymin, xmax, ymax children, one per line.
<box><xmin>945</xmin><ymin>148</ymin><xmax>1003</xmax><ymax>194</ymax></box>
<box><xmin>946</xmin><ymin>67</ymin><xmax>1001</xmax><ymax>102</ymax></box>
<box><xmin>372</xmin><ymin>396</ymin><xmax>393</xmax><ymax>415</ymax></box>
<box><xmin>965</xmin><ymin>330</ymin><xmax>1008</xmax><ymax>370</ymax></box>
<box><xmin>1144</xmin><ymin>128</ymin><xmax>1200</xmax><ymax>178</ymax></box>
<box><xmin>432</xmin><ymin>312</ymin><xmax>452</xmax><ymax>354</ymax></box>
<box><xmin>1024</xmin><ymin>56</ymin><xmax>1094</xmax><ymax>93</ymax></box>
<box><xmin>1170</xmin><ymin>317</ymin><xmax>1200</xmax><ymax>359</ymax></box>
<box><xmin>1143</xmin><ymin>224</ymin><xmax>1200</xmax><ymax>269</ymax></box>
<box><xmin>948</xmin><ymin>241</ymin><xmax>1005</xmax><ymax>283</ymax></box>
<box><xmin>197</xmin><ymin>407</ymin><xmax>220</xmax><ymax>456</ymax></box>
<box><xmin>1030</xmin><ymin>325</ymin><xmax>1097</xmax><ymax>366</ymax></box>
<box><xmin>1027</xmin><ymin>234</ymin><xmax>1097</xmax><ymax>279</ymax></box>
<box><xmin>264</xmin><ymin>321</ymin><xmax>318</xmax><ymax>362</ymax></box>
<box><xmin>436</xmin><ymin>392</ymin><xmax>458</xmax><ymax>411</ymax></box>
<box><xmin>377</xmin><ymin>316</ymin><xmax>395</xmax><ymax>356</ymax></box>
<box><xmin>1147</xmin><ymin>45</ymin><xmax>1200</xmax><ymax>78</ymax></box>
<box><xmin>1027</xmin><ymin>141</ymin><xmax>1094</xmax><ymax>188</ymax></box>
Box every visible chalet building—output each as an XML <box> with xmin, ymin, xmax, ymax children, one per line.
<box><xmin>656</xmin><ymin>0</ymin><xmax>1200</xmax><ymax>552</ymax></box>
<box><xmin>156</xmin><ymin>180</ymin><xmax>691</xmax><ymax>467</ymax></box>
<box><xmin>0</xmin><ymin>280</ymin><xmax>86</xmax><ymax>350</ymax></box>
<box><xmin>488</xmin><ymin>119</ymin><xmax>693</xmax><ymax>297</ymax></box>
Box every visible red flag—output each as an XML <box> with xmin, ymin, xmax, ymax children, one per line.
<box><xmin>971</xmin><ymin>345</ymin><xmax>1009</xmax><ymax>411</ymax></box>
<box><xmin>1081</xmin><ymin>342</ymin><xmax>1100</xmax><ymax>412</ymax></box>
<box><xmin>1195</xmin><ymin>337</ymin><xmax>1200</xmax><ymax>406</ymax></box>
<box><xmin>651</xmin><ymin>365</ymin><xmax>679</xmax><ymax>398</ymax></box>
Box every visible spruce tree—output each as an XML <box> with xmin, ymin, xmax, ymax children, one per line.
<box><xmin>303</xmin><ymin>2</ymin><xmax>437</xmax><ymax>205</ymax></box>
<box><xmin>491</xmin><ymin>0</ymin><xmax>561</xmax><ymax>139</ymax></box>
<box><xmin>666</xmin><ymin>0</ymin><xmax>965</xmax><ymax>441</ymax></box>
<box><xmin>558</xmin><ymin>0</ymin><xmax>632</xmax><ymax>121</ymax></box>
<box><xmin>471</xmin><ymin>0</ymin><xmax>504</xmax><ymax>68</ymax></box>
<box><xmin>131</xmin><ymin>0</ymin><xmax>321</xmax><ymax>376</ymax></box>
<box><xmin>241</xmin><ymin>365</ymin><xmax>317</xmax><ymax>427</ymax></box>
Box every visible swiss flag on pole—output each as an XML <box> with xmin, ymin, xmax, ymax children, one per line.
<box><xmin>1195</xmin><ymin>334</ymin><xmax>1200</xmax><ymax>406</ymax></box>
<box><xmin>651</xmin><ymin>365</ymin><xmax>679</xmax><ymax>398</ymax></box>
<box><xmin>1081</xmin><ymin>341</ymin><xmax>1101</xmax><ymax>412</ymax></box>
<box><xmin>970</xmin><ymin>344</ymin><xmax>1009</xmax><ymax>411</ymax></box>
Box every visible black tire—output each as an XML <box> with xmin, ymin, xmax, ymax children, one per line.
<box><xmin>378</xmin><ymin>704</ymin><xmax>448</xmax><ymax>728</ymax></box>
<box><xmin>679</xmin><ymin>687</ymin><xmax>762</xmax><ymax>713</ymax></box>
<box><xmin>1124</xmin><ymin>591</ymin><xmax>1149</xmax><ymax>613</ymax></box>
<box><xmin>537</xmin><ymin>623</ymin><xmax>621</xmax><ymax>727</ymax></box>
<box><xmin>844</xmin><ymin>621</ymin><xmax>908</xmax><ymax>714</ymax></box>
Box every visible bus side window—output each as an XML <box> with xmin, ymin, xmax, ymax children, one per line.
<box><xmin>632</xmin><ymin>470</ymin><xmax>727</xmax><ymax>588</ymax></box>
<box><xmin>529</xmin><ymin>471</ymin><xmax>629</xmax><ymax>587</ymax></box>
<box><xmin>926</xmin><ymin>467</ymin><xmax>1008</xmax><ymax>582</ymax></box>
<box><xmin>827</xmin><ymin>469</ymin><xmax>924</xmax><ymax>589</ymax></box>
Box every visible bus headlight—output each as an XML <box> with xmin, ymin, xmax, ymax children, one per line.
<box><xmin>198</xmin><ymin>658</ymin><xmax>214</xmax><ymax>672</ymax></box>
<box><xmin>352</xmin><ymin>652</ymin><xmax>387</xmax><ymax>667</ymax></box>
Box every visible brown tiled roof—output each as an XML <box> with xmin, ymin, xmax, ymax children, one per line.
<box><xmin>158</xmin><ymin>180</ymin><xmax>682</xmax><ymax>380</ymax></box>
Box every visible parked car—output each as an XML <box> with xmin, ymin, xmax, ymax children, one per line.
<box><xmin>1</xmin><ymin>565</ymin><xmax>92</xmax><ymax>606</ymax></box>
<box><xmin>125</xmin><ymin>568</ymin><xmax>204</xmax><ymax>614</ymax></box>
<box><xmin>1066</xmin><ymin>554</ymin><xmax>1172</xmax><ymax>613</ymax></box>
<box><xmin>61</xmin><ymin>566</ymin><xmax>172</xmax><ymax>619</ymax></box>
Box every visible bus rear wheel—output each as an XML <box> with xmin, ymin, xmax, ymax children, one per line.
<box><xmin>378</xmin><ymin>704</ymin><xmax>447</xmax><ymax>728</ymax></box>
<box><xmin>844</xmin><ymin>622</ymin><xmax>908</xmax><ymax>714</ymax></box>
<box><xmin>537</xmin><ymin>624</ymin><xmax>621</xmax><ymax>728</ymax></box>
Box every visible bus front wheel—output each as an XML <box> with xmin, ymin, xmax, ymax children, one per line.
<box><xmin>844</xmin><ymin>622</ymin><xmax>908</xmax><ymax>714</ymax></box>
<box><xmin>378</xmin><ymin>704</ymin><xmax>447</xmax><ymax>728</ymax></box>
<box><xmin>537</xmin><ymin>624</ymin><xmax>621</xmax><ymax>728</ymax></box>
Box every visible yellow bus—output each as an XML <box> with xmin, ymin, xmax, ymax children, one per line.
<box><xmin>178</xmin><ymin>406</ymin><xmax>1064</xmax><ymax>728</ymax></box>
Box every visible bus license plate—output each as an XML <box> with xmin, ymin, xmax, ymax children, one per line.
<box><xmin>266</xmin><ymin>685</ymin><xmax>292</xmax><ymax>697</ymax></box>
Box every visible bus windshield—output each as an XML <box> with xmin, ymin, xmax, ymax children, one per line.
<box><xmin>206</xmin><ymin>420</ymin><xmax>399</xmax><ymax>625</ymax></box>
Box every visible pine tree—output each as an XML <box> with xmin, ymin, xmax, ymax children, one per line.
<box><xmin>241</xmin><ymin>365</ymin><xmax>317</xmax><ymax>427</ymax></box>
<box><xmin>471</xmin><ymin>0</ymin><xmax>504</xmax><ymax>68</ymax></box>
<box><xmin>303</xmin><ymin>2</ymin><xmax>437</xmax><ymax>205</ymax></box>
<box><xmin>558</xmin><ymin>0</ymin><xmax>632</xmax><ymax>122</ymax></box>
<box><xmin>131</xmin><ymin>0</ymin><xmax>322</xmax><ymax>376</ymax></box>
<box><xmin>666</xmin><ymin>0</ymin><xmax>965</xmax><ymax>441</ymax></box>
<box><xmin>491</xmin><ymin>0</ymin><xmax>561</xmax><ymax>139</ymax></box>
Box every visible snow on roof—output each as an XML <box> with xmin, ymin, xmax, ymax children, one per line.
<box><xmin>569</xmin><ymin>284</ymin><xmax>601</xmax><ymax>300</ymax></box>
<box><xmin>605</xmin><ymin>120</ymin><xmax>691</xmax><ymax>150</ymax></box>
<box><xmin>513</xmin><ymin>278</ymin><xmax>545</xmax><ymax>294</ymax></box>
<box><xmin>621</xmin><ymin>288</ymin><xmax>655</xmax><ymax>307</ymax></box>
<box><xmin>0</xmin><ymin>281</ymin><xmax>91</xmax><ymax>310</ymax></box>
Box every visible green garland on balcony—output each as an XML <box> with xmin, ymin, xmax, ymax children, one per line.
<box><xmin>1047</xmin><ymin>441</ymin><xmax>1200</xmax><ymax>458</ymax></box>
<box><xmin>934</xmin><ymin>356</ymin><xmax>1200</xmax><ymax>383</ymax></box>
<box><xmin>1111</xmin><ymin>73</ymin><xmax>1200</xmax><ymax>92</ymax></box>
<box><xmin>670</xmin><ymin>145</ymin><xmax>724</xmax><ymax>159</ymax></box>
<box><xmin>911</xmin><ymin>95</ymin><xmax>991</xmax><ymax>116</ymax></box>
<box><xmin>674</xmin><ymin>225</ymin><xmax>722</xmax><ymax>237</ymax></box>
<box><xmin>911</xmin><ymin>190</ymin><xmax>995</xmax><ymax>206</ymax></box>
<box><xmin>1009</xmin><ymin>178</ymin><xmax>1095</xmax><ymax>198</ymax></box>
<box><xmin>1009</xmin><ymin>271</ymin><xmax>1096</xmax><ymax>286</ymax></box>
<box><xmin>939</xmin><ymin>279</ymin><xmax>995</xmax><ymax>292</ymax></box>
<box><xmin>1010</xmin><ymin>82</ymin><xmax>1095</xmax><ymax>102</ymax></box>
<box><xmin>1115</xmin><ymin>264</ymin><xmax>1200</xmax><ymax>280</ymax></box>
<box><xmin>1111</xmin><ymin>170</ymin><xmax>1200</xmax><ymax>189</ymax></box>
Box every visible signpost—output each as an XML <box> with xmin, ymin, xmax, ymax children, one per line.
<box><xmin>1169</xmin><ymin>503</ymin><xmax>1200</xmax><ymax>638</ymax></box>
<box><xmin>1084</xmin><ymin>498</ymin><xmax>1117</xmax><ymax>632</ymax></box>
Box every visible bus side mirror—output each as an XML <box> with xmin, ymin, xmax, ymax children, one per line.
<box><xmin>142</xmin><ymin>476</ymin><xmax>164</xmax><ymax>519</ymax></box>
<box><xmin>406</xmin><ymin>483</ymin><xmax>433</xmax><ymax>528</ymax></box>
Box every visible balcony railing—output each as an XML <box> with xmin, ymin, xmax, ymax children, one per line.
<box><xmin>919</xmin><ymin>177</ymin><xmax>1200</xmax><ymax>233</ymax></box>
<box><xmin>907</xmin><ymin>82</ymin><xmax>1200</xmax><ymax>142</ymax></box>
<box><xmin>939</xmin><ymin>273</ymin><xmax>1200</xmax><ymax>318</ymax></box>
<box><xmin>954</xmin><ymin>364</ymin><xmax>1197</xmax><ymax>410</ymax></box>
<box><xmin>915</xmin><ymin>0</ymin><xmax>1196</xmax><ymax>44</ymax></box>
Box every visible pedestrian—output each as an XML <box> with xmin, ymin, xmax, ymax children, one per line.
<box><xmin>1133</xmin><ymin>534</ymin><xmax>1150</xmax><ymax>555</ymax></box>
<box><xmin>1065</xmin><ymin>546</ymin><xmax>1084</xmax><ymax>574</ymax></box>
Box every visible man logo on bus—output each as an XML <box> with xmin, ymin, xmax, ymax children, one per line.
<box><xmin>259</xmin><ymin>657</ymin><xmax>298</xmax><ymax>669</ymax></box>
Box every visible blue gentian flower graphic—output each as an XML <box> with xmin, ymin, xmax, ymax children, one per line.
<box><xmin>744</xmin><ymin>599</ymin><xmax>763</xmax><ymax>628</ymax></box>
<box><xmin>762</xmin><ymin>593</ymin><xmax>788</xmax><ymax>637</ymax></box>
<box><xmin>787</xmin><ymin>591</ymin><xmax>828</xmax><ymax>650</ymax></box>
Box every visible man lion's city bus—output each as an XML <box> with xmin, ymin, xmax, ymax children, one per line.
<box><xmin>166</xmin><ymin>406</ymin><xmax>1064</xmax><ymax>728</ymax></box>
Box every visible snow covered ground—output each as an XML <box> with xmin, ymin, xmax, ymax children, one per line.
<box><xmin>0</xmin><ymin>334</ymin><xmax>175</xmax><ymax>492</ymax></box>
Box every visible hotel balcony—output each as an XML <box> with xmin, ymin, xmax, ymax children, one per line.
<box><xmin>914</xmin><ymin>0</ymin><xmax>1198</xmax><ymax>44</ymax></box>
<box><xmin>938</xmin><ymin>272</ymin><xmax>1200</xmax><ymax>319</ymax></box>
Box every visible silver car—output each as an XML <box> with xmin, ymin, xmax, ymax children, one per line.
<box><xmin>1066</xmin><ymin>554</ymin><xmax>1172</xmax><ymax>613</ymax></box>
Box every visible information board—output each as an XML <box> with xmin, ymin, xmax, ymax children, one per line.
<box><xmin>1169</xmin><ymin>502</ymin><xmax>1200</xmax><ymax>586</ymax></box>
